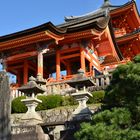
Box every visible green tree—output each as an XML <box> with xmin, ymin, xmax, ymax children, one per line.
<box><xmin>75</xmin><ymin>55</ymin><xmax>140</xmax><ymax>140</ymax></box>
<box><xmin>104</xmin><ymin>55</ymin><xmax>140</xmax><ymax>122</ymax></box>
<box><xmin>75</xmin><ymin>108</ymin><xmax>140</xmax><ymax>140</ymax></box>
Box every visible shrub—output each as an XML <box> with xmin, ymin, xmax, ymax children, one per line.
<box><xmin>12</xmin><ymin>96</ymin><xmax>27</xmax><ymax>113</ymax></box>
<box><xmin>36</xmin><ymin>95</ymin><xmax>48</xmax><ymax>111</ymax></box>
<box><xmin>45</xmin><ymin>94</ymin><xmax>63</xmax><ymax>109</ymax></box>
<box><xmin>88</xmin><ymin>90</ymin><xmax>105</xmax><ymax>104</ymax></box>
<box><xmin>62</xmin><ymin>96</ymin><xmax>77</xmax><ymax>106</ymax></box>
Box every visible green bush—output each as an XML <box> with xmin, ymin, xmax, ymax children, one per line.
<box><xmin>62</xmin><ymin>96</ymin><xmax>77</xmax><ymax>106</ymax></box>
<box><xmin>45</xmin><ymin>94</ymin><xmax>63</xmax><ymax>109</ymax></box>
<box><xmin>36</xmin><ymin>95</ymin><xmax>48</xmax><ymax>111</ymax></box>
<box><xmin>12</xmin><ymin>96</ymin><xmax>27</xmax><ymax>113</ymax></box>
<box><xmin>88</xmin><ymin>90</ymin><xmax>105</xmax><ymax>104</ymax></box>
<box><xmin>12</xmin><ymin>94</ymin><xmax>79</xmax><ymax>113</ymax></box>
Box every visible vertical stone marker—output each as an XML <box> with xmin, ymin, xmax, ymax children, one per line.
<box><xmin>0</xmin><ymin>71</ymin><xmax>11</xmax><ymax>140</ymax></box>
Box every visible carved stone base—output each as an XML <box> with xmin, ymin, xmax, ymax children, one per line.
<box><xmin>71</xmin><ymin>91</ymin><xmax>93</xmax><ymax>121</ymax></box>
<box><xmin>21</xmin><ymin>98</ymin><xmax>43</xmax><ymax>125</ymax></box>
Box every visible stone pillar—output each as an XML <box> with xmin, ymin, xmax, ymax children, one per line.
<box><xmin>101</xmin><ymin>77</ymin><xmax>105</xmax><ymax>87</ymax></box>
<box><xmin>96</xmin><ymin>78</ymin><xmax>100</xmax><ymax>87</ymax></box>
<box><xmin>53</xmin><ymin>125</ymin><xmax>65</xmax><ymax>140</ymax></box>
<box><xmin>105</xmin><ymin>76</ymin><xmax>110</xmax><ymax>85</ymax></box>
<box><xmin>56</xmin><ymin>50</ymin><xmax>61</xmax><ymax>81</ymax></box>
<box><xmin>0</xmin><ymin>71</ymin><xmax>11</xmax><ymax>140</ymax></box>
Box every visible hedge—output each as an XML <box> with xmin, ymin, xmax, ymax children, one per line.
<box><xmin>12</xmin><ymin>96</ymin><xmax>27</xmax><ymax>113</ymax></box>
<box><xmin>12</xmin><ymin>91</ymin><xmax>103</xmax><ymax>113</ymax></box>
<box><xmin>36</xmin><ymin>95</ymin><xmax>48</xmax><ymax>111</ymax></box>
<box><xmin>62</xmin><ymin>96</ymin><xmax>77</xmax><ymax>106</ymax></box>
<box><xmin>88</xmin><ymin>90</ymin><xmax>105</xmax><ymax>104</ymax></box>
<box><xmin>45</xmin><ymin>94</ymin><xmax>63</xmax><ymax>109</ymax></box>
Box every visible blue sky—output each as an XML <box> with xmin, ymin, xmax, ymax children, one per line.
<box><xmin>0</xmin><ymin>0</ymin><xmax>140</xmax><ymax>36</ymax></box>
<box><xmin>0</xmin><ymin>0</ymin><xmax>139</xmax><ymax>83</ymax></box>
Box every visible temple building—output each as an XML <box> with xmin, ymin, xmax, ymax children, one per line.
<box><xmin>0</xmin><ymin>0</ymin><xmax>140</xmax><ymax>94</ymax></box>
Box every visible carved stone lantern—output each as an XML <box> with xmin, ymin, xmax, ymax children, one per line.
<box><xmin>18</xmin><ymin>76</ymin><xmax>46</xmax><ymax>125</ymax></box>
<box><xmin>67</xmin><ymin>69</ymin><xmax>95</xmax><ymax>120</ymax></box>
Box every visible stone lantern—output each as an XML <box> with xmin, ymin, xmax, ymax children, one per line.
<box><xmin>18</xmin><ymin>76</ymin><xmax>46</xmax><ymax>125</ymax></box>
<box><xmin>67</xmin><ymin>69</ymin><xmax>95</xmax><ymax>120</ymax></box>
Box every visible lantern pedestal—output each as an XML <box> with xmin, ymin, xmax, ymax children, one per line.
<box><xmin>21</xmin><ymin>98</ymin><xmax>43</xmax><ymax>125</ymax></box>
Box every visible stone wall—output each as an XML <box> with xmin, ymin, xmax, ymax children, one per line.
<box><xmin>11</xmin><ymin>105</ymin><xmax>99</xmax><ymax>126</ymax></box>
<box><xmin>11</xmin><ymin>125</ymin><xmax>49</xmax><ymax>140</ymax></box>
<box><xmin>11</xmin><ymin>105</ymin><xmax>100</xmax><ymax>140</ymax></box>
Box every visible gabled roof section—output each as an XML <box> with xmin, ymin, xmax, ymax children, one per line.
<box><xmin>61</xmin><ymin>0</ymin><xmax>131</xmax><ymax>23</ymax></box>
<box><xmin>110</xmin><ymin>0</ymin><xmax>139</xmax><ymax>15</ymax></box>
<box><xmin>62</xmin><ymin>1</ymin><xmax>120</xmax><ymax>23</ymax></box>
<box><xmin>58</xmin><ymin>0</ymin><xmax>139</xmax><ymax>28</ymax></box>
<box><xmin>58</xmin><ymin>11</ymin><xmax>110</xmax><ymax>33</ymax></box>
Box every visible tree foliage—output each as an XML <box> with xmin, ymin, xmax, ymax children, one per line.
<box><xmin>75</xmin><ymin>55</ymin><xmax>140</xmax><ymax>140</ymax></box>
<box><xmin>104</xmin><ymin>55</ymin><xmax>140</xmax><ymax>122</ymax></box>
<box><xmin>75</xmin><ymin>108</ymin><xmax>140</xmax><ymax>140</ymax></box>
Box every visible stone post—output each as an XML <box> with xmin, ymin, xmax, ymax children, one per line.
<box><xmin>0</xmin><ymin>71</ymin><xmax>11</xmax><ymax>140</ymax></box>
<box><xmin>72</xmin><ymin>91</ymin><xmax>92</xmax><ymax>116</ymax></box>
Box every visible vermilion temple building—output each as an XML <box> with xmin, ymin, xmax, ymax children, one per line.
<box><xmin>0</xmin><ymin>0</ymin><xmax>140</xmax><ymax>95</ymax></box>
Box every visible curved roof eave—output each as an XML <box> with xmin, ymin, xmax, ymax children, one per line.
<box><xmin>0</xmin><ymin>22</ymin><xmax>66</xmax><ymax>43</ymax></box>
<box><xmin>65</xmin><ymin>16</ymin><xmax>110</xmax><ymax>33</ymax></box>
<box><xmin>0</xmin><ymin>15</ymin><xmax>110</xmax><ymax>44</ymax></box>
<box><xmin>63</xmin><ymin>1</ymin><xmax>135</xmax><ymax>23</ymax></box>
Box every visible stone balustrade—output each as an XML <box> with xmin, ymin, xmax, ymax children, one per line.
<box><xmin>11</xmin><ymin>88</ymin><xmax>25</xmax><ymax>100</ymax></box>
<box><xmin>10</xmin><ymin>74</ymin><xmax>112</xmax><ymax>99</ymax></box>
<box><xmin>94</xmin><ymin>74</ymin><xmax>112</xmax><ymax>87</ymax></box>
<box><xmin>46</xmin><ymin>82</ymin><xmax>71</xmax><ymax>95</ymax></box>
<box><xmin>88</xmin><ymin>74</ymin><xmax>112</xmax><ymax>91</ymax></box>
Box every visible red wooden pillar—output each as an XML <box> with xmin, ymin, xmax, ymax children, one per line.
<box><xmin>80</xmin><ymin>47</ymin><xmax>86</xmax><ymax>72</ymax></box>
<box><xmin>56</xmin><ymin>50</ymin><xmax>61</xmax><ymax>81</ymax></box>
<box><xmin>66</xmin><ymin>63</ymin><xmax>71</xmax><ymax>75</ymax></box>
<box><xmin>17</xmin><ymin>69</ymin><xmax>21</xmax><ymax>86</ymax></box>
<box><xmin>23</xmin><ymin>60</ymin><xmax>28</xmax><ymax>84</ymax></box>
